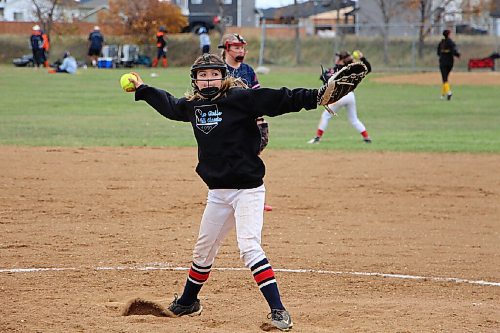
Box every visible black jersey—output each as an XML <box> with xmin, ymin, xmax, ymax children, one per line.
<box><xmin>437</xmin><ymin>38</ymin><xmax>460</xmax><ymax>66</ymax></box>
<box><xmin>88</xmin><ymin>31</ymin><xmax>104</xmax><ymax>50</ymax></box>
<box><xmin>136</xmin><ymin>85</ymin><xmax>318</xmax><ymax>189</ymax></box>
<box><xmin>30</xmin><ymin>33</ymin><xmax>44</xmax><ymax>50</ymax></box>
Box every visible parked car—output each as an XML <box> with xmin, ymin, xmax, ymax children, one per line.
<box><xmin>456</xmin><ymin>24</ymin><xmax>488</xmax><ymax>35</ymax></box>
<box><xmin>181</xmin><ymin>13</ymin><xmax>221</xmax><ymax>33</ymax></box>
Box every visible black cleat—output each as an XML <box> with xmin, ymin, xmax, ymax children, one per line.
<box><xmin>307</xmin><ymin>136</ymin><xmax>321</xmax><ymax>144</ymax></box>
<box><xmin>268</xmin><ymin>309</ymin><xmax>293</xmax><ymax>331</ymax></box>
<box><xmin>168</xmin><ymin>294</ymin><xmax>203</xmax><ymax>317</ymax></box>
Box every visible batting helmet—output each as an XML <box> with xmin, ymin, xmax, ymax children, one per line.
<box><xmin>218</xmin><ymin>33</ymin><xmax>247</xmax><ymax>51</ymax></box>
<box><xmin>190</xmin><ymin>54</ymin><xmax>228</xmax><ymax>98</ymax></box>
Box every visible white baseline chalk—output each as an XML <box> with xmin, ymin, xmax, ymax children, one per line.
<box><xmin>1</xmin><ymin>263</ymin><xmax>499</xmax><ymax>287</ymax></box>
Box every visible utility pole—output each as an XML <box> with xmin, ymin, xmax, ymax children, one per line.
<box><xmin>217</xmin><ymin>0</ymin><xmax>226</xmax><ymax>36</ymax></box>
<box><xmin>294</xmin><ymin>0</ymin><xmax>301</xmax><ymax>65</ymax></box>
<box><xmin>255</xmin><ymin>8</ymin><xmax>266</xmax><ymax>67</ymax></box>
<box><xmin>259</xmin><ymin>17</ymin><xmax>266</xmax><ymax>67</ymax></box>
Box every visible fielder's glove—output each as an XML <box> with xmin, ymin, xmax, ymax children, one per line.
<box><xmin>256</xmin><ymin>117</ymin><xmax>269</xmax><ymax>154</ymax></box>
<box><xmin>317</xmin><ymin>62</ymin><xmax>368</xmax><ymax>106</ymax></box>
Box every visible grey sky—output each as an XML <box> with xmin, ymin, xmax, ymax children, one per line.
<box><xmin>255</xmin><ymin>0</ymin><xmax>296</xmax><ymax>9</ymax></box>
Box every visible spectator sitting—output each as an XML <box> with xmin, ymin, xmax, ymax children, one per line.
<box><xmin>48</xmin><ymin>51</ymin><xmax>77</xmax><ymax>74</ymax></box>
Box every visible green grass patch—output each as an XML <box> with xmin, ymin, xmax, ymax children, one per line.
<box><xmin>0</xmin><ymin>65</ymin><xmax>498</xmax><ymax>153</ymax></box>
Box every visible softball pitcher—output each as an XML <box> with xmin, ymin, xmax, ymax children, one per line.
<box><xmin>128</xmin><ymin>53</ymin><xmax>366</xmax><ymax>331</ymax></box>
<box><xmin>308</xmin><ymin>50</ymin><xmax>372</xmax><ymax>144</ymax></box>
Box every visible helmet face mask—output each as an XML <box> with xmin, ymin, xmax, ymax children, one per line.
<box><xmin>190</xmin><ymin>54</ymin><xmax>228</xmax><ymax>98</ymax></box>
<box><xmin>233</xmin><ymin>54</ymin><xmax>245</xmax><ymax>63</ymax></box>
<box><xmin>218</xmin><ymin>33</ymin><xmax>247</xmax><ymax>62</ymax></box>
<box><xmin>219</xmin><ymin>33</ymin><xmax>247</xmax><ymax>51</ymax></box>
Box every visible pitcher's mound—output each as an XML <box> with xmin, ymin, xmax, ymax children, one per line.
<box><xmin>260</xmin><ymin>322</ymin><xmax>280</xmax><ymax>331</ymax></box>
<box><xmin>122</xmin><ymin>298</ymin><xmax>175</xmax><ymax>317</ymax></box>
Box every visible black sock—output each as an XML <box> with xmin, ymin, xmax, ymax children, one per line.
<box><xmin>177</xmin><ymin>262</ymin><xmax>211</xmax><ymax>306</ymax></box>
<box><xmin>251</xmin><ymin>258</ymin><xmax>285</xmax><ymax>310</ymax></box>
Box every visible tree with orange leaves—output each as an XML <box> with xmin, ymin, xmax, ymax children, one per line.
<box><xmin>99</xmin><ymin>0</ymin><xmax>187</xmax><ymax>43</ymax></box>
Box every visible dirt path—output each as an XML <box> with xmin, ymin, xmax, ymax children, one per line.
<box><xmin>372</xmin><ymin>71</ymin><xmax>500</xmax><ymax>85</ymax></box>
<box><xmin>1</xmin><ymin>146</ymin><xmax>499</xmax><ymax>332</ymax></box>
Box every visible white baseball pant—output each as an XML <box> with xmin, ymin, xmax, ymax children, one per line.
<box><xmin>318</xmin><ymin>91</ymin><xmax>366</xmax><ymax>133</ymax></box>
<box><xmin>192</xmin><ymin>185</ymin><xmax>267</xmax><ymax>269</ymax></box>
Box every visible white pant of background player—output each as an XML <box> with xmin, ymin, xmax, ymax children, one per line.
<box><xmin>309</xmin><ymin>91</ymin><xmax>371</xmax><ymax>143</ymax></box>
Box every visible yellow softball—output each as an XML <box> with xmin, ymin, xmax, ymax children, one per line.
<box><xmin>120</xmin><ymin>73</ymin><xmax>137</xmax><ymax>92</ymax></box>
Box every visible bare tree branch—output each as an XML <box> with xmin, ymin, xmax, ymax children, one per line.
<box><xmin>374</xmin><ymin>0</ymin><xmax>406</xmax><ymax>64</ymax></box>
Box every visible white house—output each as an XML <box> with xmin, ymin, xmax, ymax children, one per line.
<box><xmin>0</xmin><ymin>0</ymin><xmax>35</xmax><ymax>21</ymax></box>
<box><xmin>0</xmin><ymin>0</ymin><xmax>80</xmax><ymax>22</ymax></box>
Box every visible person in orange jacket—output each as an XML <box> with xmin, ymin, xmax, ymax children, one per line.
<box><xmin>41</xmin><ymin>30</ymin><xmax>50</xmax><ymax>67</ymax></box>
<box><xmin>152</xmin><ymin>26</ymin><xmax>168</xmax><ymax>68</ymax></box>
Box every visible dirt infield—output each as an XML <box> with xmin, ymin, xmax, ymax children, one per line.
<box><xmin>372</xmin><ymin>71</ymin><xmax>500</xmax><ymax>85</ymax></box>
<box><xmin>1</xmin><ymin>146</ymin><xmax>499</xmax><ymax>332</ymax></box>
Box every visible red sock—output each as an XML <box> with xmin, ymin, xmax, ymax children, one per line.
<box><xmin>316</xmin><ymin>129</ymin><xmax>324</xmax><ymax>138</ymax></box>
<box><xmin>361</xmin><ymin>130</ymin><xmax>369</xmax><ymax>138</ymax></box>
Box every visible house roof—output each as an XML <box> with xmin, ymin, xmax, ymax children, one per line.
<box><xmin>78</xmin><ymin>0</ymin><xmax>108</xmax><ymax>9</ymax></box>
<box><xmin>262</xmin><ymin>0</ymin><xmax>356</xmax><ymax>20</ymax></box>
<box><xmin>309</xmin><ymin>6</ymin><xmax>354</xmax><ymax>20</ymax></box>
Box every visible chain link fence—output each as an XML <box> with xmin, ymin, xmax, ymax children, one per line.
<box><xmin>251</xmin><ymin>22</ymin><xmax>500</xmax><ymax>71</ymax></box>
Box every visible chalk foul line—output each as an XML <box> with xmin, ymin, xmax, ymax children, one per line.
<box><xmin>0</xmin><ymin>263</ymin><xmax>498</xmax><ymax>287</ymax></box>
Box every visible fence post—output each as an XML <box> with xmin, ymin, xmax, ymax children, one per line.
<box><xmin>294</xmin><ymin>0</ymin><xmax>301</xmax><ymax>65</ymax></box>
<box><xmin>411</xmin><ymin>25</ymin><xmax>417</xmax><ymax>71</ymax></box>
<box><xmin>258</xmin><ymin>18</ymin><xmax>266</xmax><ymax>67</ymax></box>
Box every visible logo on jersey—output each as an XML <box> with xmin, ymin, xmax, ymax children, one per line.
<box><xmin>194</xmin><ymin>104</ymin><xmax>222</xmax><ymax>134</ymax></box>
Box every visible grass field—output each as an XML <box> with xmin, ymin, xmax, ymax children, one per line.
<box><xmin>2</xmin><ymin>64</ymin><xmax>499</xmax><ymax>332</ymax></box>
<box><xmin>1</xmin><ymin>65</ymin><xmax>499</xmax><ymax>153</ymax></box>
